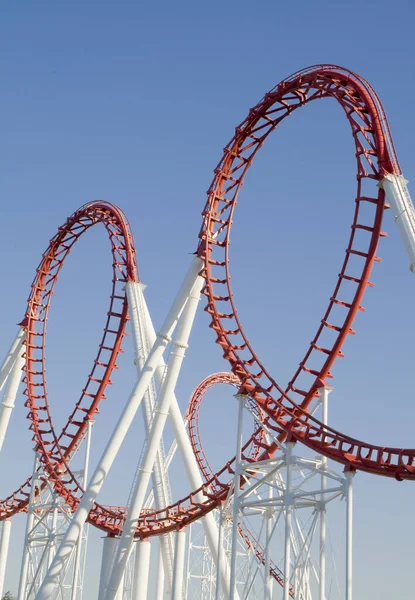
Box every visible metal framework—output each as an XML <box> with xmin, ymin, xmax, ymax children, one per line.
<box><xmin>0</xmin><ymin>63</ymin><xmax>414</xmax><ymax>599</ymax></box>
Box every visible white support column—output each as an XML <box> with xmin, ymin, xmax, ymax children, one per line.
<box><xmin>17</xmin><ymin>449</ymin><xmax>39</xmax><ymax>600</ymax></box>
<box><xmin>171</xmin><ymin>530</ymin><xmax>186</xmax><ymax>600</ymax></box>
<box><xmin>98</xmin><ymin>537</ymin><xmax>124</xmax><ymax>600</ymax></box>
<box><xmin>140</xmin><ymin>294</ymin><xmax>237</xmax><ymax>599</ymax></box>
<box><xmin>127</xmin><ymin>281</ymin><xmax>174</xmax><ymax>591</ymax></box>
<box><xmin>0</xmin><ymin>519</ymin><xmax>11</xmax><ymax>599</ymax></box>
<box><xmin>0</xmin><ymin>328</ymin><xmax>25</xmax><ymax>392</ymax></box>
<box><xmin>283</xmin><ymin>441</ymin><xmax>295</xmax><ymax>600</ymax></box>
<box><xmin>264</xmin><ymin>508</ymin><xmax>273</xmax><ymax>600</ymax></box>
<box><xmin>381</xmin><ymin>174</ymin><xmax>415</xmax><ymax>272</ymax></box>
<box><xmin>131</xmin><ymin>540</ymin><xmax>151</xmax><ymax>599</ymax></box>
<box><xmin>318</xmin><ymin>386</ymin><xmax>331</xmax><ymax>600</ymax></box>
<box><xmin>104</xmin><ymin>270</ymin><xmax>204</xmax><ymax>600</ymax></box>
<box><xmin>71</xmin><ymin>419</ymin><xmax>93</xmax><ymax>600</ymax></box>
<box><xmin>0</xmin><ymin>338</ymin><xmax>25</xmax><ymax>452</ymax></box>
<box><xmin>345</xmin><ymin>469</ymin><xmax>354</xmax><ymax>600</ymax></box>
<box><xmin>184</xmin><ymin>524</ymin><xmax>191</xmax><ymax>600</ymax></box>
<box><xmin>35</xmin><ymin>257</ymin><xmax>203</xmax><ymax>600</ymax></box>
<box><xmin>214</xmin><ymin>509</ymin><xmax>224</xmax><ymax>600</ymax></box>
<box><xmin>155</xmin><ymin>538</ymin><xmax>165</xmax><ymax>600</ymax></box>
<box><xmin>229</xmin><ymin>394</ymin><xmax>246</xmax><ymax>600</ymax></box>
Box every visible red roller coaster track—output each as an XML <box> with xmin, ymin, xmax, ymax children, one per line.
<box><xmin>1</xmin><ymin>64</ymin><xmax>413</xmax><ymax>542</ymax></box>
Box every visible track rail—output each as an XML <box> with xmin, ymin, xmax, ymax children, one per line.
<box><xmin>3</xmin><ymin>64</ymin><xmax>414</xmax><ymax>542</ymax></box>
<box><xmin>198</xmin><ymin>64</ymin><xmax>415</xmax><ymax>480</ymax></box>
<box><xmin>0</xmin><ymin>201</ymin><xmax>138</xmax><ymax>522</ymax></box>
<box><xmin>186</xmin><ymin>372</ymin><xmax>292</xmax><ymax>595</ymax></box>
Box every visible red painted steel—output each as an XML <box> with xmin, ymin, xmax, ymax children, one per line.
<box><xmin>2</xmin><ymin>65</ymin><xmax>413</xmax><ymax>543</ymax></box>
<box><xmin>186</xmin><ymin>372</ymin><xmax>291</xmax><ymax>595</ymax></box>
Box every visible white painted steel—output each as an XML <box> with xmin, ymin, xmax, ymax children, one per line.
<box><xmin>0</xmin><ymin>519</ymin><xmax>11</xmax><ymax>599</ymax></box>
<box><xmin>131</xmin><ymin>540</ymin><xmax>151</xmax><ymax>599</ymax></box>
<box><xmin>214</xmin><ymin>511</ymin><xmax>224</xmax><ymax>600</ymax></box>
<box><xmin>71</xmin><ymin>420</ymin><xmax>93</xmax><ymax>600</ymax></box>
<box><xmin>171</xmin><ymin>530</ymin><xmax>186</xmax><ymax>600</ymax></box>
<box><xmin>104</xmin><ymin>271</ymin><xmax>204</xmax><ymax>599</ymax></box>
<box><xmin>229</xmin><ymin>394</ymin><xmax>245</xmax><ymax>600</ymax></box>
<box><xmin>35</xmin><ymin>256</ymin><xmax>203</xmax><ymax>600</ymax></box>
<box><xmin>0</xmin><ymin>333</ymin><xmax>25</xmax><ymax>452</ymax></box>
<box><xmin>98</xmin><ymin>537</ymin><xmax>124</xmax><ymax>600</ymax></box>
<box><xmin>283</xmin><ymin>442</ymin><xmax>295</xmax><ymax>600</ymax></box>
<box><xmin>126</xmin><ymin>281</ymin><xmax>174</xmax><ymax>590</ymax></box>
<box><xmin>155</xmin><ymin>538</ymin><xmax>165</xmax><ymax>600</ymax></box>
<box><xmin>382</xmin><ymin>174</ymin><xmax>415</xmax><ymax>271</ymax></box>
<box><xmin>140</xmin><ymin>282</ymin><xmax>236</xmax><ymax>599</ymax></box>
<box><xmin>345</xmin><ymin>469</ymin><xmax>354</xmax><ymax>600</ymax></box>
<box><xmin>0</xmin><ymin>328</ymin><xmax>25</xmax><ymax>392</ymax></box>
<box><xmin>17</xmin><ymin>450</ymin><xmax>38</xmax><ymax>600</ymax></box>
<box><xmin>318</xmin><ymin>386</ymin><xmax>331</xmax><ymax>600</ymax></box>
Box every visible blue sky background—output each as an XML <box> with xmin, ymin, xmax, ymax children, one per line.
<box><xmin>1</xmin><ymin>0</ymin><xmax>415</xmax><ymax>598</ymax></box>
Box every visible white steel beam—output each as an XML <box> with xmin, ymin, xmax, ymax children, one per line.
<box><xmin>0</xmin><ymin>519</ymin><xmax>11</xmax><ymax>599</ymax></box>
<box><xmin>171</xmin><ymin>530</ymin><xmax>186</xmax><ymax>600</ymax></box>
<box><xmin>382</xmin><ymin>174</ymin><xmax>415</xmax><ymax>271</ymax></box>
<box><xmin>140</xmin><ymin>288</ymin><xmax>237</xmax><ymax>600</ymax></box>
<box><xmin>35</xmin><ymin>256</ymin><xmax>203</xmax><ymax>600</ymax></box>
<box><xmin>104</xmin><ymin>270</ymin><xmax>204</xmax><ymax>599</ymax></box>
<box><xmin>131</xmin><ymin>540</ymin><xmax>151</xmax><ymax>599</ymax></box>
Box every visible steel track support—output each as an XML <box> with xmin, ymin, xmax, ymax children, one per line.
<box><xmin>283</xmin><ymin>441</ymin><xmax>295</xmax><ymax>600</ymax></box>
<box><xmin>35</xmin><ymin>256</ymin><xmax>203</xmax><ymax>600</ymax></box>
<box><xmin>0</xmin><ymin>327</ymin><xmax>25</xmax><ymax>392</ymax></box>
<box><xmin>345</xmin><ymin>469</ymin><xmax>354</xmax><ymax>600</ymax></box>
<box><xmin>0</xmin><ymin>519</ymin><xmax>11</xmax><ymax>599</ymax></box>
<box><xmin>98</xmin><ymin>537</ymin><xmax>124</xmax><ymax>600</ymax></box>
<box><xmin>126</xmin><ymin>281</ymin><xmax>174</xmax><ymax>591</ymax></box>
<box><xmin>318</xmin><ymin>386</ymin><xmax>331</xmax><ymax>600</ymax></box>
<box><xmin>17</xmin><ymin>449</ymin><xmax>38</xmax><ymax>600</ymax></box>
<box><xmin>264</xmin><ymin>507</ymin><xmax>273</xmax><ymax>600</ymax></box>
<box><xmin>104</xmin><ymin>266</ymin><xmax>204</xmax><ymax>599</ymax></box>
<box><xmin>214</xmin><ymin>509</ymin><xmax>224</xmax><ymax>600</ymax></box>
<box><xmin>131</xmin><ymin>539</ymin><xmax>151</xmax><ymax>599</ymax></box>
<box><xmin>171</xmin><ymin>530</ymin><xmax>186</xmax><ymax>600</ymax></box>
<box><xmin>155</xmin><ymin>538</ymin><xmax>165</xmax><ymax>600</ymax></box>
<box><xmin>0</xmin><ymin>330</ymin><xmax>25</xmax><ymax>452</ymax></box>
<box><xmin>71</xmin><ymin>419</ymin><xmax>93</xmax><ymax>600</ymax></box>
<box><xmin>140</xmin><ymin>290</ymin><xmax>236</xmax><ymax>599</ymax></box>
<box><xmin>229</xmin><ymin>394</ymin><xmax>246</xmax><ymax>600</ymax></box>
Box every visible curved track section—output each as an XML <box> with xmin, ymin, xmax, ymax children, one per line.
<box><xmin>198</xmin><ymin>63</ymin><xmax>415</xmax><ymax>480</ymax></box>
<box><xmin>186</xmin><ymin>372</ymin><xmax>265</xmax><ymax>480</ymax></box>
<box><xmin>5</xmin><ymin>64</ymin><xmax>414</xmax><ymax>542</ymax></box>
<box><xmin>0</xmin><ymin>201</ymin><xmax>138</xmax><ymax>521</ymax></box>
<box><xmin>186</xmin><ymin>372</ymin><xmax>291</xmax><ymax>594</ymax></box>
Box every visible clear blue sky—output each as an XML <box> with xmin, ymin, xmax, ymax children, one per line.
<box><xmin>1</xmin><ymin>0</ymin><xmax>415</xmax><ymax>598</ymax></box>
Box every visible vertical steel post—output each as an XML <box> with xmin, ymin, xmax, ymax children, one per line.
<box><xmin>98</xmin><ymin>537</ymin><xmax>124</xmax><ymax>600</ymax></box>
<box><xmin>0</xmin><ymin>328</ymin><xmax>25</xmax><ymax>392</ymax></box>
<box><xmin>264</xmin><ymin>507</ymin><xmax>273</xmax><ymax>600</ymax></box>
<box><xmin>171</xmin><ymin>530</ymin><xmax>187</xmax><ymax>600</ymax></box>
<box><xmin>214</xmin><ymin>508</ymin><xmax>224</xmax><ymax>600</ymax></box>
<box><xmin>229</xmin><ymin>394</ymin><xmax>246</xmax><ymax>600</ymax></box>
<box><xmin>318</xmin><ymin>386</ymin><xmax>331</xmax><ymax>600</ymax></box>
<box><xmin>345</xmin><ymin>469</ymin><xmax>354</xmax><ymax>600</ymax></box>
<box><xmin>17</xmin><ymin>449</ymin><xmax>39</xmax><ymax>600</ymax></box>
<box><xmin>127</xmin><ymin>281</ymin><xmax>174</xmax><ymax>590</ymax></box>
<box><xmin>36</xmin><ymin>257</ymin><xmax>203</xmax><ymax>600</ymax></box>
<box><xmin>0</xmin><ymin>342</ymin><xmax>25</xmax><ymax>452</ymax></box>
<box><xmin>0</xmin><ymin>519</ymin><xmax>11</xmax><ymax>599</ymax></box>
<box><xmin>283</xmin><ymin>441</ymin><xmax>295</xmax><ymax>600</ymax></box>
<box><xmin>71</xmin><ymin>419</ymin><xmax>93</xmax><ymax>600</ymax></box>
<box><xmin>104</xmin><ymin>266</ymin><xmax>204</xmax><ymax>599</ymax></box>
<box><xmin>140</xmin><ymin>295</ymin><xmax>236</xmax><ymax>599</ymax></box>
<box><xmin>132</xmin><ymin>540</ymin><xmax>151</xmax><ymax>599</ymax></box>
<box><xmin>155</xmin><ymin>538</ymin><xmax>165</xmax><ymax>600</ymax></box>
